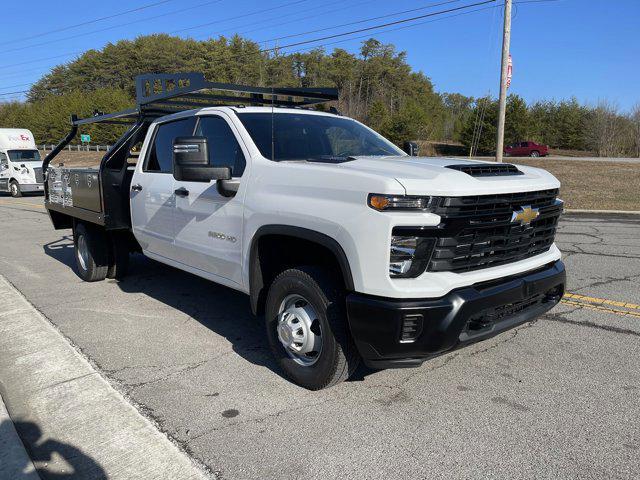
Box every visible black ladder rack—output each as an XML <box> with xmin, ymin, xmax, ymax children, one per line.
<box><xmin>72</xmin><ymin>72</ymin><xmax>339</xmax><ymax>126</ymax></box>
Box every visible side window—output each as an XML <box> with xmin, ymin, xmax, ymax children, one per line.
<box><xmin>195</xmin><ymin>116</ymin><xmax>246</xmax><ymax>177</ymax></box>
<box><xmin>0</xmin><ymin>152</ymin><xmax>7</xmax><ymax>167</ymax></box>
<box><xmin>145</xmin><ymin>117</ymin><xmax>197</xmax><ymax>173</ymax></box>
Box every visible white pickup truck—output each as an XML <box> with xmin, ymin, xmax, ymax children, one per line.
<box><xmin>0</xmin><ymin>128</ymin><xmax>45</xmax><ymax>197</ymax></box>
<box><xmin>43</xmin><ymin>73</ymin><xmax>565</xmax><ymax>389</ymax></box>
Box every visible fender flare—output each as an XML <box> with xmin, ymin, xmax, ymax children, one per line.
<box><xmin>248</xmin><ymin>225</ymin><xmax>355</xmax><ymax>315</ymax></box>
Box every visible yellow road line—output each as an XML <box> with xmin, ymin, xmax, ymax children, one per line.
<box><xmin>0</xmin><ymin>200</ymin><xmax>45</xmax><ymax>209</ymax></box>
<box><xmin>561</xmin><ymin>298</ymin><xmax>640</xmax><ymax>319</ymax></box>
<box><xmin>564</xmin><ymin>292</ymin><xmax>640</xmax><ymax>311</ymax></box>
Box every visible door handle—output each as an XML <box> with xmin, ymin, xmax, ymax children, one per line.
<box><xmin>174</xmin><ymin>187</ymin><xmax>189</xmax><ymax>197</ymax></box>
<box><xmin>131</xmin><ymin>184</ymin><xmax>143</xmax><ymax>192</ymax></box>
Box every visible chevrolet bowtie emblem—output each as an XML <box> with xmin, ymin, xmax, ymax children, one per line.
<box><xmin>511</xmin><ymin>205</ymin><xmax>540</xmax><ymax>225</ymax></box>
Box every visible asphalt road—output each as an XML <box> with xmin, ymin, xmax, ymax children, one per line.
<box><xmin>0</xmin><ymin>196</ymin><xmax>638</xmax><ymax>480</ymax></box>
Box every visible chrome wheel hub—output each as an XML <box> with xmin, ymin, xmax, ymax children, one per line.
<box><xmin>77</xmin><ymin>235</ymin><xmax>89</xmax><ymax>271</ymax></box>
<box><xmin>276</xmin><ymin>294</ymin><xmax>322</xmax><ymax>366</ymax></box>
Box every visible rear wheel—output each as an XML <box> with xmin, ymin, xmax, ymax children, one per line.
<box><xmin>265</xmin><ymin>267</ymin><xmax>360</xmax><ymax>390</ymax></box>
<box><xmin>9</xmin><ymin>181</ymin><xmax>21</xmax><ymax>198</ymax></box>
<box><xmin>74</xmin><ymin>223</ymin><xmax>109</xmax><ymax>282</ymax></box>
<box><xmin>530</xmin><ymin>150</ymin><xmax>540</xmax><ymax>157</ymax></box>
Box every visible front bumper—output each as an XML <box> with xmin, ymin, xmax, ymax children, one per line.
<box><xmin>18</xmin><ymin>183</ymin><xmax>45</xmax><ymax>193</ymax></box>
<box><xmin>346</xmin><ymin>260</ymin><xmax>565</xmax><ymax>368</ymax></box>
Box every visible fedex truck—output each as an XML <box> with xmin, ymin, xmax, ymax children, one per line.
<box><xmin>0</xmin><ymin>128</ymin><xmax>45</xmax><ymax>197</ymax></box>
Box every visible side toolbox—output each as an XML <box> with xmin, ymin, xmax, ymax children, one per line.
<box><xmin>46</xmin><ymin>166</ymin><xmax>105</xmax><ymax>226</ymax></box>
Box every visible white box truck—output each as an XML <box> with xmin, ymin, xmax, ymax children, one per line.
<box><xmin>0</xmin><ymin>128</ymin><xmax>45</xmax><ymax>197</ymax></box>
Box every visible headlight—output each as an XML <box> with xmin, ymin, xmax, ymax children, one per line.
<box><xmin>368</xmin><ymin>193</ymin><xmax>441</xmax><ymax>212</ymax></box>
<box><xmin>389</xmin><ymin>234</ymin><xmax>435</xmax><ymax>278</ymax></box>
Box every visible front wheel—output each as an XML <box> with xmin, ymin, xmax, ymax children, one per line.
<box><xmin>530</xmin><ymin>150</ymin><xmax>540</xmax><ymax>157</ymax></box>
<box><xmin>265</xmin><ymin>267</ymin><xmax>360</xmax><ymax>390</ymax></box>
<box><xmin>9</xmin><ymin>181</ymin><xmax>22</xmax><ymax>198</ymax></box>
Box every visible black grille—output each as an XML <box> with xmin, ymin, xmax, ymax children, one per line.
<box><xmin>425</xmin><ymin>189</ymin><xmax>562</xmax><ymax>273</ymax></box>
<box><xmin>446</xmin><ymin>163</ymin><xmax>523</xmax><ymax>177</ymax></box>
<box><xmin>33</xmin><ymin>167</ymin><xmax>44</xmax><ymax>183</ymax></box>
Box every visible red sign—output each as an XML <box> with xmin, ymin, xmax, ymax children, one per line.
<box><xmin>506</xmin><ymin>54</ymin><xmax>513</xmax><ymax>88</ymax></box>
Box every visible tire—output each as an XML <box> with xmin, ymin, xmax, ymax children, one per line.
<box><xmin>530</xmin><ymin>150</ymin><xmax>540</xmax><ymax>157</ymax></box>
<box><xmin>9</xmin><ymin>181</ymin><xmax>22</xmax><ymax>198</ymax></box>
<box><xmin>265</xmin><ymin>266</ymin><xmax>360</xmax><ymax>390</ymax></box>
<box><xmin>107</xmin><ymin>232</ymin><xmax>130</xmax><ymax>280</ymax></box>
<box><xmin>74</xmin><ymin>223</ymin><xmax>109</xmax><ymax>282</ymax></box>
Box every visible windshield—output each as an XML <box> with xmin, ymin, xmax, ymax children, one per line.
<box><xmin>8</xmin><ymin>150</ymin><xmax>41</xmax><ymax>163</ymax></box>
<box><xmin>237</xmin><ymin>112</ymin><xmax>403</xmax><ymax>161</ymax></box>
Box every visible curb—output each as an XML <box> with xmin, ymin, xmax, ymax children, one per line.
<box><xmin>564</xmin><ymin>209</ymin><xmax>640</xmax><ymax>216</ymax></box>
<box><xmin>0</xmin><ymin>274</ymin><xmax>211</xmax><ymax>480</ymax></box>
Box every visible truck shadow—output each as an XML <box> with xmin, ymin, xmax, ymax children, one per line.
<box><xmin>43</xmin><ymin>236</ymin><xmax>278</xmax><ymax>376</ymax></box>
<box><xmin>43</xmin><ymin>236</ymin><xmax>374</xmax><ymax>384</ymax></box>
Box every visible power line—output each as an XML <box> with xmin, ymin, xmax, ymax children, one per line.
<box><xmin>0</xmin><ymin>65</ymin><xmax>54</xmax><ymax>80</ymax></box>
<box><xmin>192</xmin><ymin>0</ymin><xmax>374</xmax><ymax>41</ymax></box>
<box><xmin>0</xmin><ymin>82</ymin><xmax>35</xmax><ymax>91</ymax></box>
<box><xmin>169</xmin><ymin>0</ymin><xmax>311</xmax><ymax>35</ymax></box>
<box><xmin>2</xmin><ymin>0</ymin><xmax>556</xmax><ymax>98</ymax></box>
<box><xmin>0</xmin><ymin>51</ymin><xmax>83</xmax><ymax>70</ymax></box>
<box><xmin>0</xmin><ymin>0</ymin><xmax>310</xmax><ymax>70</ymax></box>
<box><xmin>0</xmin><ymin>0</ymin><xmax>354</xmax><ymax>91</ymax></box>
<box><xmin>0</xmin><ymin>0</ymin><xmax>177</xmax><ymax>47</ymax></box>
<box><xmin>0</xmin><ymin>90</ymin><xmax>29</xmax><ymax>97</ymax></box>
<box><xmin>2</xmin><ymin>0</ymin><xmax>226</xmax><ymax>54</ymax></box>
<box><xmin>253</xmin><ymin>0</ymin><xmax>497</xmax><ymax>55</ymax></box>
<box><xmin>0</xmin><ymin>0</ymin><xmax>554</xmax><ymax>74</ymax></box>
<box><xmin>0</xmin><ymin>1</ymin><xmax>495</xmax><ymax>97</ymax></box>
<box><xmin>254</xmin><ymin>0</ymin><xmax>462</xmax><ymax>45</ymax></box>
<box><xmin>0</xmin><ymin>0</ymin><xmax>463</xmax><ymax>71</ymax></box>
<box><xmin>278</xmin><ymin>2</ymin><xmax>501</xmax><ymax>56</ymax></box>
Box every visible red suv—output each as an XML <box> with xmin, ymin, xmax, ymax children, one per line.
<box><xmin>505</xmin><ymin>141</ymin><xmax>549</xmax><ymax>157</ymax></box>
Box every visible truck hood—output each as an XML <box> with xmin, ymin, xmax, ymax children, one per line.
<box><xmin>331</xmin><ymin>156</ymin><xmax>560</xmax><ymax>196</ymax></box>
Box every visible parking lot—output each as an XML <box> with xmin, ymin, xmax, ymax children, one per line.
<box><xmin>0</xmin><ymin>196</ymin><xmax>639</xmax><ymax>479</ymax></box>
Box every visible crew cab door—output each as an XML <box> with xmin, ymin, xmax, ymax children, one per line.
<box><xmin>172</xmin><ymin>113</ymin><xmax>247</xmax><ymax>286</ymax></box>
<box><xmin>131</xmin><ymin>116</ymin><xmax>197</xmax><ymax>260</ymax></box>
<box><xmin>0</xmin><ymin>152</ymin><xmax>9</xmax><ymax>191</ymax></box>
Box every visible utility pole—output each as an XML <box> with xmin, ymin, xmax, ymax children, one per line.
<box><xmin>495</xmin><ymin>0</ymin><xmax>512</xmax><ymax>162</ymax></box>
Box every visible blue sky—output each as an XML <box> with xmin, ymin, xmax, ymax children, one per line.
<box><xmin>1</xmin><ymin>0</ymin><xmax>638</xmax><ymax>111</ymax></box>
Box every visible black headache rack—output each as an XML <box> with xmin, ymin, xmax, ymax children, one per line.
<box><xmin>43</xmin><ymin>72</ymin><xmax>338</xmax><ymax>230</ymax></box>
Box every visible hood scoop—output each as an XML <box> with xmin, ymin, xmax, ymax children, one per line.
<box><xmin>446</xmin><ymin>163</ymin><xmax>523</xmax><ymax>177</ymax></box>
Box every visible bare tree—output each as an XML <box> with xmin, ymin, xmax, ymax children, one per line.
<box><xmin>588</xmin><ymin>100</ymin><xmax>627</xmax><ymax>157</ymax></box>
<box><xmin>631</xmin><ymin>102</ymin><xmax>640</xmax><ymax>158</ymax></box>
